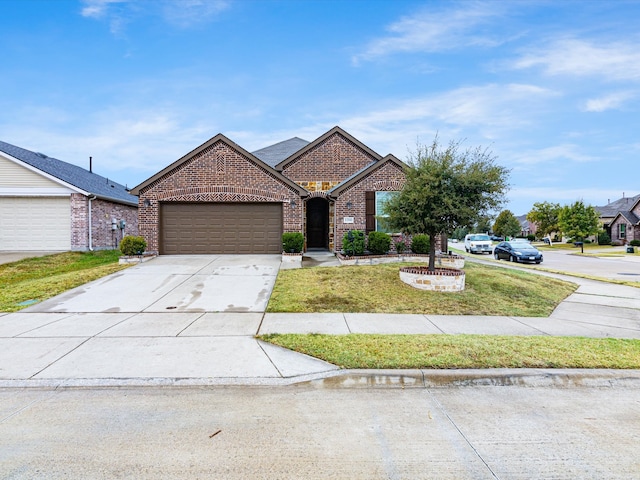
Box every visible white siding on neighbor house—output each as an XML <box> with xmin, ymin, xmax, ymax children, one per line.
<box><xmin>0</xmin><ymin>155</ymin><xmax>64</xmax><ymax>188</ymax></box>
<box><xmin>0</xmin><ymin>197</ymin><xmax>71</xmax><ymax>250</ymax></box>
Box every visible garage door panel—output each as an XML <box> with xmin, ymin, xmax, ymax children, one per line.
<box><xmin>0</xmin><ymin>196</ymin><xmax>70</xmax><ymax>250</ymax></box>
<box><xmin>160</xmin><ymin>203</ymin><xmax>282</xmax><ymax>254</ymax></box>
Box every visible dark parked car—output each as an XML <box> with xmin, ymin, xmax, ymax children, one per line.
<box><xmin>493</xmin><ymin>240</ymin><xmax>543</xmax><ymax>264</ymax></box>
<box><xmin>490</xmin><ymin>235</ymin><xmax>504</xmax><ymax>242</ymax></box>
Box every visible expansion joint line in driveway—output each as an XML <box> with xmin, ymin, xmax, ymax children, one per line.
<box><xmin>426</xmin><ymin>389</ymin><xmax>501</xmax><ymax>480</ymax></box>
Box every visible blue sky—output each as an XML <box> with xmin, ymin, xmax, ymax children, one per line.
<box><xmin>1</xmin><ymin>0</ymin><xmax>639</xmax><ymax>215</ymax></box>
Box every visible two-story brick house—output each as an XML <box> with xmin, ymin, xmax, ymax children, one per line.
<box><xmin>131</xmin><ymin>126</ymin><xmax>410</xmax><ymax>254</ymax></box>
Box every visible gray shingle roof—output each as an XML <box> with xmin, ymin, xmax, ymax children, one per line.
<box><xmin>595</xmin><ymin>194</ymin><xmax>640</xmax><ymax>217</ymax></box>
<box><xmin>252</xmin><ymin>137</ymin><xmax>309</xmax><ymax>168</ymax></box>
<box><xmin>617</xmin><ymin>210</ymin><xmax>640</xmax><ymax>225</ymax></box>
<box><xmin>0</xmin><ymin>140</ymin><xmax>137</xmax><ymax>206</ymax></box>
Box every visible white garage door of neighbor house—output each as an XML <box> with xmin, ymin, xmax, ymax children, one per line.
<box><xmin>0</xmin><ymin>196</ymin><xmax>71</xmax><ymax>250</ymax></box>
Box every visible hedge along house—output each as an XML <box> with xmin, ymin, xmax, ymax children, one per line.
<box><xmin>0</xmin><ymin>140</ymin><xmax>138</xmax><ymax>251</ymax></box>
<box><xmin>131</xmin><ymin>126</ymin><xmax>410</xmax><ymax>255</ymax></box>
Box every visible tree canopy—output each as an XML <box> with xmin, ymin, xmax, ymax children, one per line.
<box><xmin>527</xmin><ymin>201</ymin><xmax>561</xmax><ymax>238</ymax></box>
<box><xmin>493</xmin><ymin>209</ymin><xmax>521</xmax><ymax>238</ymax></box>
<box><xmin>558</xmin><ymin>201</ymin><xmax>600</xmax><ymax>241</ymax></box>
<box><xmin>384</xmin><ymin>137</ymin><xmax>510</xmax><ymax>271</ymax></box>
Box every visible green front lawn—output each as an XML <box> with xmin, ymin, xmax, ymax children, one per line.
<box><xmin>260</xmin><ymin>334</ymin><xmax>640</xmax><ymax>369</ymax></box>
<box><xmin>0</xmin><ymin>251</ymin><xmax>129</xmax><ymax>312</ymax></box>
<box><xmin>267</xmin><ymin>262</ymin><xmax>577</xmax><ymax>317</ymax></box>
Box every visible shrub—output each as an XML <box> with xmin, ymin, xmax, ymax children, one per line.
<box><xmin>394</xmin><ymin>240</ymin><xmax>407</xmax><ymax>255</ymax></box>
<box><xmin>120</xmin><ymin>236</ymin><xmax>147</xmax><ymax>256</ymax></box>
<box><xmin>630</xmin><ymin>239</ymin><xmax>640</xmax><ymax>247</ymax></box>
<box><xmin>410</xmin><ymin>234</ymin><xmax>430</xmax><ymax>254</ymax></box>
<box><xmin>527</xmin><ymin>234</ymin><xmax>536</xmax><ymax>241</ymax></box>
<box><xmin>367</xmin><ymin>231</ymin><xmax>391</xmax><ymax>255</ymax></box>
<box><xmin>282</xmin><ymin>232</ymin><xmax>304</xmax><ymax>253</ymax></box>
<box><xmin>583</xmin><ymin>239</ymin><xmax>592</xmax><ymax>244</ymax></box>
<box><xmin>597</xmin><ymin>231</ymin><xmax>611</xmax><ymax>245</ymax></box>
<box><xmin>342</xmin><ymin>230</ymin><xmax>365</xmax><ymax>256</ymax></box>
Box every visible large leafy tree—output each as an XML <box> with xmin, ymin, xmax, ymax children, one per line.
<box><xmin>384</xmin><ymin>137</ymin><xmax>509</xmax><ymax>271</ymax></box>
<box><xmin>493</xmin><ymin>209</ymin><xmax>521</xmax><ymax>238</ymax></box>
<box><xmin>558</xmin><ymin>201</ymin><xmax>600</xmax><ymax>241</ymax></box>
<box><xmin>527</xmin><ymin>201</ymin><xmax>561</xmax><ymax>238</ymax></box>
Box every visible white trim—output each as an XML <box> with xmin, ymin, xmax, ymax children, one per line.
<box><xmin>0</xmin><ymin>187</ymin><xmax>74</xmax><ymax>196</ymax></box>
<box><xmin>0</xmin><ymin>151</ymin><xmax>89</xmax><ymax>196</ymax></box>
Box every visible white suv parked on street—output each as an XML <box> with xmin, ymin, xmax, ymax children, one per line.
<box><xmin>464</xmin><ymin>234</ymin><xmax>492</xmax><ymax>254</ymax></box>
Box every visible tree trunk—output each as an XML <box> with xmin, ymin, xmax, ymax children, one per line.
<box><xmin>428</xmin><ymin>230</ymin><xmax>437</xmax><ymax>272</ymax></box>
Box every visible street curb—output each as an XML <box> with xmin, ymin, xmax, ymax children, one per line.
<box><xmin>2</xmin><ymin>369</ymin><xmax>640</xmax><ymax>389</ymax></box>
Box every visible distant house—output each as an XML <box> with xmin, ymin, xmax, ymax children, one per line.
<box><xmin>0</xmin><ymin>140</ymin><xmax>138</xmax><ymax>251</ymax></box>
<box><xmin>517</xmin><ymin>214</ymin><xmax>537</xmax><ymax>238</ymax></box>
<box><xmin>595</xmin><ymin>194</ymin><xmax>640</xmax><ymax>244</ymax></box>
<box><xmin>130</xmin><ymin>126</ymin><xmax>414</xmax><ymax>254</ymax></box>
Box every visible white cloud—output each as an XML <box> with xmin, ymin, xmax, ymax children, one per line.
<box><xmin>80</xmin><ymin>0</ymin><xmax>127</xmax><ymax>18</ymax></box>
<box><xmin>583</xmin><ymin>91</ymin><xmax>636</xmax><ymax>112</ymax></box>
<box><xmin>80</xmin><ymin>0</ymin><xmax>229</xmax><ymax>34</ymax></box>
<box><xmin>513</xmin><ymin>38</ymin><xmax>640</xmax><ymax>81</ymax></box>
<box><xmin>161</xmin><ymin>0</ymin><xmax>230</xmax><ymax>28</ymax></box>
<box><xmin>509</xmin><ymin>186</ymin><xmax>629</xmax><ymax>209</ymax></box>
<box><xmin>511</xmin><ymin>144</ymin><xmax>597</xmax><ymax>166</ymax></box>
<box><xmin>352</xmin><ymin>1</ymin><xmax>506</xmax><ymax>64</ymax></box>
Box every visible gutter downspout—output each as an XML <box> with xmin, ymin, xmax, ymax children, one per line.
<box><xmin>88</xmin><ymin>195</ymin><xmax>96</xmax><ymax>251</ymax></box>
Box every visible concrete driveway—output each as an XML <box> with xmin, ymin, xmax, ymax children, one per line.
<box><xmin>26</xmin><ymin>254</ymin><xmax>282</xmax><ymax>313</ymax></box>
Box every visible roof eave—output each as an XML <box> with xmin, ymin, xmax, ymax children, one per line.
<box><xmin>328</xmin><ymin>154</ymin><xmax>407</xmax><ymax>198</ymax></box>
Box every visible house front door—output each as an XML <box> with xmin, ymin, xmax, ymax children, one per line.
<box><xmin>306</xmin><ymin>197</ymin><xmax>329</xmax><ymax>249</ymax></box>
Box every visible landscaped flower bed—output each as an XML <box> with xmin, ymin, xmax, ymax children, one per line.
<box><xmin>337</xmin><ymin>252</ymin><xmax>464</xmax><ymax>269</ymax></box>
<box><xmin>399</xmin><ymin>266</ymin><xmax>465</xmax><ymax>292</ymax></box>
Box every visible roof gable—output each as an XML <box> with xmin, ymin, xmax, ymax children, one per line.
<box><xmin>0</xmin><ymin>140</ymin><xmax>137</xmax><ymax>205</ymax></box>
<box><xmin>328</xmin><ymin>154</ymin><xmax>408</xmax><ymax>197</ymax></box>
<box><xmin>274</xmin><ymin>126</ymin><xmax>382</xmax><ymax>171</ymax></box>
<box><xmin>130</xmin><ymin>133</ymin><xmax>308</xmax><ymax>196</ymax></box>
<box><xmin>612</xmin><ymin>211</ymin><xmax>640</xmax><ymax>225</ymax></box>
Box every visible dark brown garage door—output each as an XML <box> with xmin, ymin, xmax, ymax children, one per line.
<box><xmin>160</xmin><ymin>202</ymin><xmax>283</xmax><ymax>254</ymax></box>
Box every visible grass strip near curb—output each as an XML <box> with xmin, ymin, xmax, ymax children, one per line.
<box><xmin>267</xmin><ymin>262</ymin><xmax>577</xmax><ymax>316</ymax></box>
<box><xmin>0</xmin><ymin>251</ymin><xmax>128</xmax><ymax>312</ymax></box>
<box><xmin>260</xmin><ymin>334</ymin><xmax>640</xmax><ymax>369</ymax></box>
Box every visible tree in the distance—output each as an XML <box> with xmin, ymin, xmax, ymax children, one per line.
<box><xmin>527</xmin><ymin>201</ymin><xmax>561</xmax><ymax>239</ymax></box>
<box><xmin>493</xmin><ymin>210</ymin><xmax>521</xmax><ymax>239</ymax></box>
<box><xmin>558</xmin><ymin>200</ymin><xmax>600</xmax><ymax>241</ymax></box>
<box><xmin>384</xmin><ymin>137</ymin><xmax>510</xmax><ymax>271</ymax></box>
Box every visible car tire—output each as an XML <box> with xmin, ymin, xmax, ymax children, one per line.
<box><xmin>465</xmin><ymin>247</ymin><xmax>469</xmax><ymax>253</ymax></box>
<box><xmin>535</xmin><ymin>261</ymin><xmax>541</xmax><ymax>264</ymax></box>
<box><xmin>509</xmin><ymin>255</ymin><xmax>516</xmax><ymax>263</ymax></box>
<box><xmin>494</xmin><ymin>253</ymin><xmax>499</xmax><ymax>260</ymax></box>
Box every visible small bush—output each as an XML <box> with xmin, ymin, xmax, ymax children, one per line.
<box><xmin>410</xmin><ymin>234</ymin><xmax>430</xmax><ymax>254</ymax></box>
<box><xmin>630</xmin><ymin>239</ymin><xmax>640</xmax><ymax>247</ymax></box>
<box><xmin>527</xmin><ymin>234</ymin><xmax>535</xmax><ymax>241</ymax></box>
<box><xmin>342</xmin><ymin>230</ymin><xmax>365</xmax><ymax>256</ymax></box>
<box><xmin>120</xmin><ymin>236</ymin><xmax>147</xmax><ymax>256</ymax></box>
<box><xmin>583</xmin><ymin>239</ymin><xmax>592</xmax><ymax>244</ymax></box>
<box><xmin>282</xmin><ymin>232</ymin><xmax>304</xmax><ymax>253</ymax></box>
<box><xmin>598</xmin><ymin>232</ymin><xmax>611</xmax><ymax>245</ymax></box>
<box><xmin>367</xmin><ymin>231</ymin><xmax>391</xmax><ymax>255</ymax></box>
<box><xmin>394</xmin><ymin>240</ymin><xmax>407</xmax><ymax>255</ymax></box>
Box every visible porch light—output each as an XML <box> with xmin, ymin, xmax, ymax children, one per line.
<box><xmin>290</xmin><ymin>200</ymin><xmax>297</xmax><ymax>208</ymax></box>
<box><xmin>346</xmin><ymin>201</ymin><xmax>353</xmax><ymax>209</ymax></box>
<box><xmin>143</xmin><ymin>199</ymin><xmax>151</xmax><ymax>207</ymax></box>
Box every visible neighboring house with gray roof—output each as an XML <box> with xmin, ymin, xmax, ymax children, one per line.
<box><xmin>0</xmin><ymin>140</ymin><xmax>138</xmax><ymax>251</ymax></box>
<box><xmin>595</xmin><ymin>194</ymin><xmax>640</xmax><ymax>244</ymax></box>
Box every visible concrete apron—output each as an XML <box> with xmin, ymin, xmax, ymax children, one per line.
<box><xmin>1</xmin><ymin>255</ymin><xmax>339</xmax><ymax>385</ymax></box>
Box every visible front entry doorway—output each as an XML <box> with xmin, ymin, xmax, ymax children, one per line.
<box><xmin>306</xmin><ymin>197</ymin><xmax>329</xmax><ymax>249</ymax></box>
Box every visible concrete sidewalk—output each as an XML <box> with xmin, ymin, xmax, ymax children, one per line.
<box><xmin>1</xmin><ymin>252</ymin><xmax>640</xmax><ymax>386</ymax></box>
<box><xmin>1</xmin><ymin>276</ymin><xmax>639</xmax><ymax>386</ymax></box>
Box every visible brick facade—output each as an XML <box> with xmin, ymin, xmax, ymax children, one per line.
<box><xmin>70</xmin><ymin>193</ymin><xmax>138</xmax><ymax>251</ymax></box>
<box><xmin>282</xmin><ymin>132</ymin><xmax>377</xmax><ymax>183</ymax></box>
<box><xmin>332</xmin><ymin>161</ymin><xmax>406</xmax><ymax>252</ymax></box>
<box><xmin>136</xmin><ymin>139</ymin><xmax>303</xmax><ymax>253</ymax></box>
<box><xmin>610</xmin><ymin>201</ymin><xmax>640</xmax><ymax>244</ymax></box>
